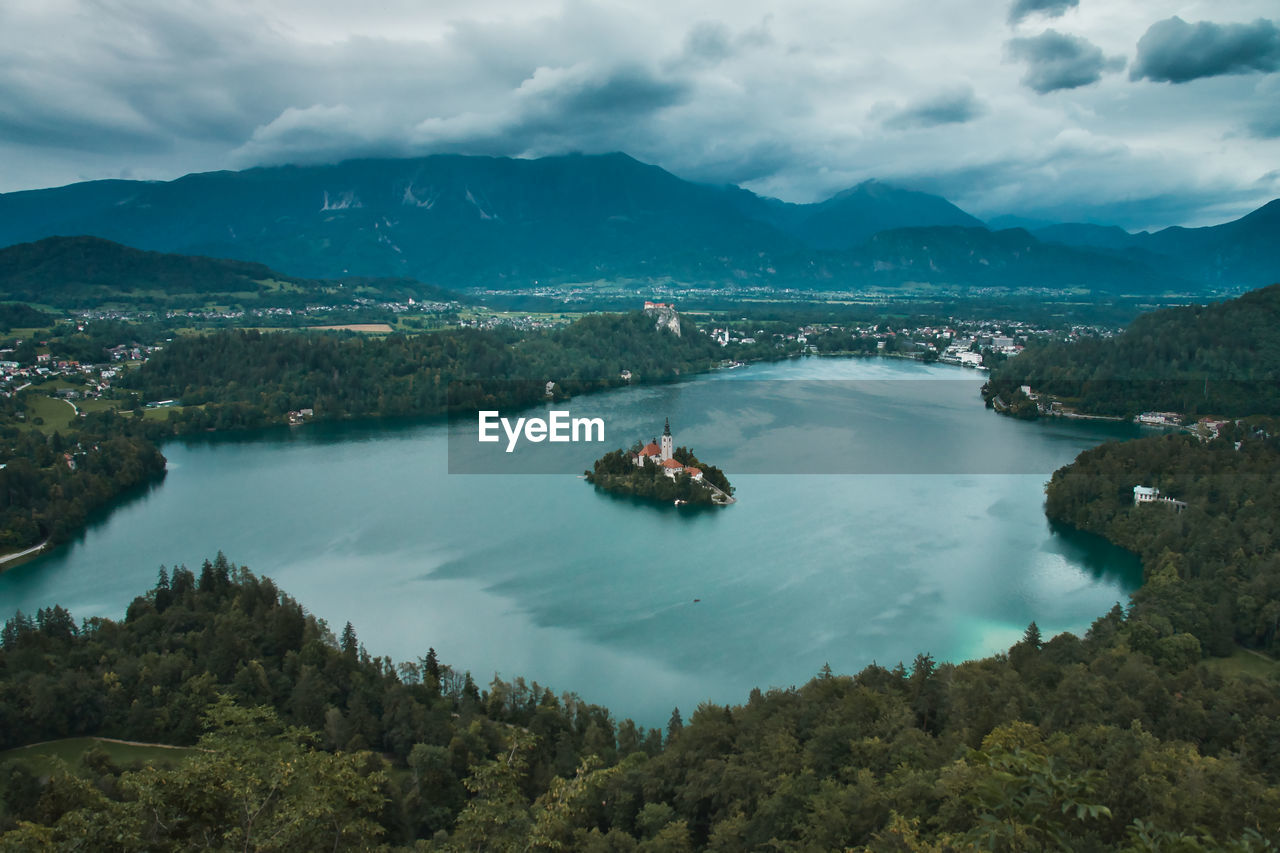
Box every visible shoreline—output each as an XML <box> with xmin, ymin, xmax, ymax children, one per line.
<box><xmin>0</xmin><ymin>540</ymin><xmax>49</xmax><ymax>572</ymax></box>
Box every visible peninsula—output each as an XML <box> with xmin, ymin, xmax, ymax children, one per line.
<box><xmin>585</xmin><ymin>418</ymin><xmax>735</xmax><ymax>506</ymax></box>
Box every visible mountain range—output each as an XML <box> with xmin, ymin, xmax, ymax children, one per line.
<box><xmin>0</xmin><ymin>152</ymin><xmax>1275</xmax><ymax>295</ymax></box>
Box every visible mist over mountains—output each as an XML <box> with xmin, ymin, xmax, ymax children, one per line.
<box><xmin>0</xmin><ymin>152</ymin><xmax>1275</xmax><ymax>295</ymax></box>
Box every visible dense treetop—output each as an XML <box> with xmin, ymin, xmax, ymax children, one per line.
<box><xmin>120</xmin><ymin>311</ymin><xmax>733</xmax><ymax>426</ymax></box>
<box><xmin>986</xmin><ymin>283</ymin><xmax>1280</xmax><ymax>417</ymax></box>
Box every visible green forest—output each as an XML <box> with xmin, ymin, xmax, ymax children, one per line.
<box><xmin>121</xmin><ymin>312</ymin><xmax>733</xmax><ymax>426</ymax></box>
<box><xmin>0</xmin><ymin>236</ymin><xmax>458</xmax><ymax>310</ymax></box>
<box><xmin>1044</xmin><ymin>420</ymin><xmax>1280</xmax><ymax>656</ymax></box>
<box><xmin>984</xmin><ymin>283</ymin><xmax>1280</xmax><ymax>418</ymax></box>
<box><xmin>0</xmin><ymin>419</ymin><xmax>166</xmax><ymax>552</ymax></box>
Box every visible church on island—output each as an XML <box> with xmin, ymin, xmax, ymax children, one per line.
<box><xmin>584</xmin><ymin>416</ymin><xmax>733</xmax><ymax>506</ymax></box>
<box><xmin>632</xmin><ymin>418</ymin><xmax>703</xmax><ymax>481</ymax></box>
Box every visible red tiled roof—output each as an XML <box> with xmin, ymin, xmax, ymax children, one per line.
<box><xmin>684</xmin><ymin>467</ymin><xmax>701</xmax><ymax>476</ymax></box>
<box><xmin>662</xmin><ymin>458</ymin><xmax>684</xmax><ymax>468</ymax></box>
<box><xmin>640</xmin><ymin>443</ymin><xmax>661</xmax><ymax>456</ymax></box>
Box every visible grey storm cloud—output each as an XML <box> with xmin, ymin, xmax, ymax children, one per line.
<box><xmin>1</xmin><ymin>0</ymin><xmax>1278</xmax><ymax>229</ymax></box>
<box><xmin>1007</xmin><ymin>30</ymin><xmax>1126</xmax><ymax>93</ymax></box>
<box><xmin>235</xmin><ymin>62</ymin><xmax>691</xmax><ymax>166</ymax></box>
<box><xmin>1131</xmin><ymin>17</ymin><xmax>1280</xmax><ymax>83</ymax></box>
<box><xmin>551</xmin><ymin>66</ymin><xmax>688</xmax><ymax>117</ymax></box>
<box><xmin>881</xmin><ymin>88</ymin><xmax>984</xmax><ymax>130</ymax></box>
<box><xmin>1247</xmin><ymin>113</ymin><xmax>1280</xmax><ymax>138</ymax></box>
<box><xmin>1007</xmin><ymin>0</ymin><xmax>1078</xmax><ymax>26</ymax></box>
<box><xmin>681</xmin><ymin>21</ymin><xmax>734</xmax><ymax>66</ymax></box>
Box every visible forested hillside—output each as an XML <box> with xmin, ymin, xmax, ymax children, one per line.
<box><xmin>0</xmin><ymin>236</ymin><xmax>280</xmax><ymax>307</ymax></box>
<box><xmin>0</xmin><ymin>424</ymin><xmax>165</xmax><ymax>552</ymax></box>
<box><xmin>1045</xmin><ymin>422</ymin><xmax>1280</xmax><ymax>656</ymax></box>
<box><xmin>120</xmin><ymin>311</ymin><xmax>736</xmax><ymax>428</ymax></box>
<box><xmin>0</xmin><ymin>236</ymin><xmax>458</xmax><ymax>309</ymax></box>
<box><xmin>3</xmin><ymin>543</ymin><xmax>1279</xmax><ymax>849</ymax></box>
<box><xmin>985</xmin><ymin>283</ymin><xmax>1280</xmax><ymax>417</ymax></box>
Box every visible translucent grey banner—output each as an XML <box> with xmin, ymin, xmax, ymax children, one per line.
<box><xmin>447</xmin><ymin>378</ymin><xmax>1155</xmax><ymax>475</ymax></box>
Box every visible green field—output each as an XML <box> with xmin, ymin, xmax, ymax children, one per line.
<box><xmin>0</xmin><ymin>737</ymin><xmax>197</xmax><ymax>777</ymax></box>
<box><xmin>34</xmin><ymin>377</ymin><xmax>82</xmax><ymax>391</ymax></box>
<box><xmin>1204</xmin><ymin>646</ymin><xmax>1280</xmax><ymax>681</ymax></box>
<box><xmin>257</xmin><ymin>278</ymin><xmax>305</xmax><ymax>294</ymax></box>
<box><xmin>140</xmin><ymin>402</ymin><xmax>208</xmax><ymax>422</ymax></box>
<box><xmin>76</xmin><ymin>397</ymin><xmax>124</xmax><ymax>414</ymax></box>
<box><xmin>3</xmin><ymin>325</ymin><xmax>56</xmax><ymax>339</ymax></box>
<box><xmin>21</xmin><ymin>393</ymin><xmax>76</xmax><ymax>432</ymax></box>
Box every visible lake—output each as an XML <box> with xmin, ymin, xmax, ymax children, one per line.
<box><xmin>0</xmin><ymin>356</ymin><xmax>1144</xmax><ymax>728</ymax></box>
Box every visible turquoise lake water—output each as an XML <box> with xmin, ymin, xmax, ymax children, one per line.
<box><xmin>0</xmin><ymin>357</ymin><xmax>1144</xmax><ymax>727</ymax></box>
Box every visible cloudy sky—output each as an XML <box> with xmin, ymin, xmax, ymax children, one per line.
<box><xmin>1</xmin><ymin>0</ymin><xmax>1277</xmax><ymax>229</ymax></box>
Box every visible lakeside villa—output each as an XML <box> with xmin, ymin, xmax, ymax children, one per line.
<box><xmin>1134</xmin><ymin>485</ymin><xmax>1187</xmax><ymax>511</ymax></box>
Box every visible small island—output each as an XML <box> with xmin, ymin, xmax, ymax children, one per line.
<box><xmin>585</xmin><ymin>418</ymin><xmax>735</xmax><ymax>506</ymax></box>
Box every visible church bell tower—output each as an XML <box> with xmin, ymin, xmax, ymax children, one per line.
<box><xmin>661</xmin><ymin>417</ymin><xmax>674</xmax><ymax>461</ymax></box>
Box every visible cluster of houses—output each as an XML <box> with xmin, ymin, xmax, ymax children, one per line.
<box><xmin>457</xmin><ymin>314</ymin><xmax>571</xmax><ymax>332</ymax></box>
<box><xmin>696</xmin><ymin>315</ymin><xmax>1096</xmax><ymax>365</ymax></box>
<box><xmin>1129</xmin><ymin>419</ymin><xmax>1276</xmax><ymax>513</ymax></box>
<box><xmin>73</xmin><ymin>298</ymin><xmax>460</xmax><ymax>326</ymax></box>
<box><xmin>4</xmin><ymin>352</ymin><xmax>124</xmax><ymax>401</ymax></box>
<box><xmin>0</xmin><ymin>336</ymin><xmax>165</xmax><ymax>402</ymax></box>
<box><xmin>708</xmin><ymin>327</ymin><xmax>755</xmax><ymax>346</ymax></box>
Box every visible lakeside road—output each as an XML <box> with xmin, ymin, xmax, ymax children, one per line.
<box><xmin>705</xmin><ymin>481</ymin><xmax>736</xmax><ymax>505</ymax></box>
<box><xmin>0</xmin><ymin>540</ymin><xmax>48</xmax><ymax>568</ymax></box>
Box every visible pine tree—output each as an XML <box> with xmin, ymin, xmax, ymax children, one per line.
<box><xmin>667</xmin><ymin>707</ymin><xmax>683</xmax><ymax>741</ymax></box>
<box><xmin>1022</xmin><ymin>621</ymin><xmax>1042</xmax><ymax>649</ymax></box>
<box><xmin>340</xmin><ymin>621</ymin><xmax>358</xmax><ymax>656</ymax></box>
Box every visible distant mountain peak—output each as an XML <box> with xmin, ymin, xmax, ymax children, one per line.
<box><xmin>1241</xmin><ymin>198</ymin><xmax>1280</xmax><ymax>222</ymax></box>
<box><xmin>827</xmin><ymin>179</ymin><xmax>900</xmax><ymax>202</ymax></box>
<box><xmin>789</xmin><ymin>179</ymin><xmax>985</xmax><ymax>250</ymax></box>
